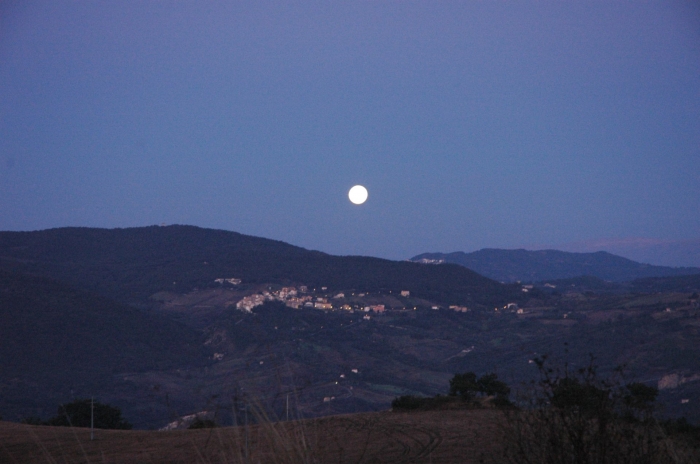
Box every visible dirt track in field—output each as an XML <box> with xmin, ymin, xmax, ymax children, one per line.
<box><xmin>0</xmin><ymin>409</ymin><xmax>503</xmax><ymax>463</ymax></box>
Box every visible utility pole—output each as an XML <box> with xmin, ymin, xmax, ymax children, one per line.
<box><xmin>90</xmin><ymin>397</ymin><xmax>94</xmax><ymax>441</ymax></box>
<box><xmin>244</xmin><ymin>400</ymin><xmax>249</xmax><ymax>462</ymax></box>
<box><xmin>286</xmin><ymin>393</ymin><xmax>289</xmax><ymax>421</ymax></box>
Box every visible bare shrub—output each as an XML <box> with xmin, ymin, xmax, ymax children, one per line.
<box><xmin>501</xmin><ymin>356</ymin><xmax>695</xmax><ymax>464</ymax></box>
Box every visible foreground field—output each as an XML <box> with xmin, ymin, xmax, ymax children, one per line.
<box><xmin>0</xmin><ymin>409</ymin><xmax>501</xmax><ymax>463</ymax></box>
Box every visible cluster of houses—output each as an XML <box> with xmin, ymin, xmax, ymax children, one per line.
<box><xmin>229</xmin><ymin>280</ymin><xmax>480</xmax><ymax>315</ymax></box>
<box><xmin>413</xmin><ymin>258</ymin><xmax>445</xmax><ymax>265</ymax></box>
<box><xmin>231</xmin><ymin>282</ymin><xmax>405</xmax><ymax>313</ymax></box>
<box><xmin>235</xmin><ymin>286</ymin><xmax>305</xmax><ymax>312</ymax></box>
<box><xmin>235</xmin><ymin>285</ymin><xmax>393</xmax><ymax>314</ymax></box>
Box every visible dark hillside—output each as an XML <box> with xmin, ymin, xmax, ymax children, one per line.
<box><xmin>0</xmin><ymin>270</ymin><xmax>210</xmax><ymax>423</ymax></box>
<box><xmin>532</xmin><ymin>276</ymin><xmax>629</xmax><ymax>294</ymax></box>
<box><xmin>630</xmin><ymin>274</ymin><xmax>700</xmax><ymax>293</ymax></box>
<box><xmin>412</xmin><ymin>249</ymin><xmax>700</xmax><ymax>283</ymax></box>
<box><xmin>0</xmin><ymin>226</ymin><xmax>518</xmax><ymax>307</ymax></box>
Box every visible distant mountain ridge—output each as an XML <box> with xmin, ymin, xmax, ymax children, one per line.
<box><xmin>0</xmin><ymin>225</ymin><xmax>519</xmax><ymax>307</ymax></box>
<box><xmin>560</xmin><ymin>238</ymin><xmax>700</xmax><ymax>268</ymax></box>
<box><xmin>410</xmin><ymin>249</ymin><xmax>700</xmax><ymax>283</ymax></box>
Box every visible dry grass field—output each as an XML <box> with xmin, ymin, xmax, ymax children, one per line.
<box><xmin>0</xmin><ymin>409</ymin><xmax>502</xmax><ymax>463</ymax></box>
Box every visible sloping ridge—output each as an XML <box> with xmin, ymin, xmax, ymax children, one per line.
<box><xmin>0</xmin><ymin>225</ymin><xmax>517</xmax><ymax>306</ymax></box>
<box><xmin>0</xmin><ymin>269</ymin><xmax>207</xmax><ymax>380</ymax></box>
<box><xmin>0</xmin><ymin>269</ymin><xmax>210</xmax><ymax>424</ymax></box>
<box><xmin>411</xmin><ymin>248</ymin><xmax>700</xmax><ymax>283</ymax></box>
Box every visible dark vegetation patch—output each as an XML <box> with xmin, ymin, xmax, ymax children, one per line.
<box><xmin>0</xmin><ymin>270</ymin><xmax>210</xmax><ymax>425</ymax></box>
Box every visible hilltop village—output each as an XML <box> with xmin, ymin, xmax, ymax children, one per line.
<box><xmin>228</xmin><ymin>280</ymin><xmax>473</xmax><ymax>315</ymax></box>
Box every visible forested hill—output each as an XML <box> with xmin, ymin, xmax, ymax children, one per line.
<box><xmin>0</xmin><ymin>268</ymin><xmax>211</xmax><ymax>425</ymax></box>
<box><xmin>0</xmin><ymin>225</ymin><xmax>519</xmax><ymax>307</ymax></box>
<box><xmin>411</xmin><ymin>249</ymin><xmax>700</xmax><ymax>283</ymax></box>
<box><xmin>0</xmin><ymin>269</ymin><xmax>208</xmax><ymax>383</ymax></box>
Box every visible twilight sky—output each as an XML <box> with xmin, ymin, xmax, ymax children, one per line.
<box><xmin>1</xmin><ymin>1</ymin><xmax>699</xmax><ymax>265</ymax></box>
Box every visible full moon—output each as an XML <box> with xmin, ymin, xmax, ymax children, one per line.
<box><xmin>348</xmin><ymin>185</ymin><xmax>368</xmax><ymax>205</ymax></box>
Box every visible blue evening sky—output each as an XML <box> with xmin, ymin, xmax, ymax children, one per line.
<box><xmin>1</xmin><ymin>1</ymin><xmax>699</xmax><ymax>264</ymax></box>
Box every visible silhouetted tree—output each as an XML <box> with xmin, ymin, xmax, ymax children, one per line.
<box><xmin>46</xmin><ymin>399</ymin><xmax>132</xmax><ymax>430</ymax></box>
<box><xmin>449</xmin><ymin>372</ymin><xmax>478</xmax><ymax>399</ymax></box>
<box><xmin>449</xmin><ymin>372</ymin><xmax>510</xmax><ymax>402</ymax></box>
<box><xmin>477</xmin><ymin>373</ymin><xmax>511</xmax><ymax>398</ymax></box>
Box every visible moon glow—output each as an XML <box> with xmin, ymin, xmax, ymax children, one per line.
<box><xmin>348</xmin><ymin>185</ymin><xmax>368</xmax><ymax>205</ymax></box>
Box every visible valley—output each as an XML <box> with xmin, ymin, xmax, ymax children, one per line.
<box><xmin>133</xmin><ymin>287</ymin><xmax>700</xmax><ymax>429</ymax></box>
<box><xmin>1</xmin><ymin>225</ymin><xmax>699</xmax><ymax>432</ymax></box>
